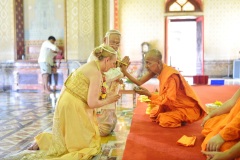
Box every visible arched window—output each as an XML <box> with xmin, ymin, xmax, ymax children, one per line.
<box><xmin>166</xmin><ymin>0</ymin><xmax>202</xmax><ymax>12</ymax></box>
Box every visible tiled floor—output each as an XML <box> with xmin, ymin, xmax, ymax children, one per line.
<box><xmin>0</xmin><ymin>89</ymin><xmax>135</xmax><ymax>160</ymax></box>
<box><xmin>0</xmin><ymin>77</ymin><xmax>239</xmax><ymax>159</ymax></box>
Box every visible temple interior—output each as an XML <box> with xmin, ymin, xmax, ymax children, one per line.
<box><xmin>1</xmin><ymin>0</ymin><xmax>240</xmax><ymax>159</ymax></box>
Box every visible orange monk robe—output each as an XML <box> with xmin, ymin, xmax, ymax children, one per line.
<box><xmin>202</xmin><ymin>98</ymin><xmax>240</xmax><ymax>151</ymax></box>
<box><xmin>149</xmin><ymin>64</ymin><xmax>206</xmax><ymax>127</ymax></box>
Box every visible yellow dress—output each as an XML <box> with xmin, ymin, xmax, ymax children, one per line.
<box><xmin>4</xmin><ymin>70</ymin><xmax>101</xmax><ymax>160</ymax></box>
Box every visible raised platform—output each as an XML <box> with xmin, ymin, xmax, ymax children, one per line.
<box><xmin>13</xmin><ymin>61</ymin><xmax>68</xmax><ymax>91</ymax></box>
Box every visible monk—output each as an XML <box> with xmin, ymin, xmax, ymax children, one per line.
<box><xmin>201</xmin><ymin>89</ymin><xmax>240</xmax><ymax>160</ymax></box>
<box><xmin>121</xmin><ymin>49</ymin><xmax>205</xmax><ymax>127</ymax></box>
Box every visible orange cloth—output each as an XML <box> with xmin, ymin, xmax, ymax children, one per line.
<box><xmin>177</xmin><ymin>135</ymin><xmax>197</xmax><ymax>147</ymax></box>
<box><xmin>201</xmin><ymin>98</ymin><xmax>240</xmax><ymax>151</ymax></box>
<box><xmin>149</xmin><ymin>64</ymin><xmax>206</xmax><ymax>127</ymax></box>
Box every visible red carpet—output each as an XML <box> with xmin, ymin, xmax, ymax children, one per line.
<box><xmin>122</xmin><ymin>85</ymin><xmax>239</xmax><ymax>160</ymax></box>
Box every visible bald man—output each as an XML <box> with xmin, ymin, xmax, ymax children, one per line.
<box><xmin>121</xmin><ymin>49</ymin><xmax>206</xmax><ymax>127</ymax></box>
<box><xmin>87</xmin><ymin>30</ymin><xmax>124</xmax><ymax>136</ymax></box>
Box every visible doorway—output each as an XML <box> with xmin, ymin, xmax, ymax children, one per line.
<box><xmin>166</xmin><ymin>16</ymin><xmax>204</xmax><ymax>76</ymax></box>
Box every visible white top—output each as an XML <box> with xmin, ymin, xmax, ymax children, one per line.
<box><xmin>38</xmin><ymin>40</ymin><xmax>59</xmax><ymax>66</ymax></box>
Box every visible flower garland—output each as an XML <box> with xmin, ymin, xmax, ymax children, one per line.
<box><xmin>100</xmin><ymin>74</ymin><xmax>107</xmax><ymax>99</ymax></box>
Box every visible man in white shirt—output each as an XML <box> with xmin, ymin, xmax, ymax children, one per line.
<box><xmin>38</xmin><ymin>36</ymin><xmax>60</xmax><ymax>93</ymax></box>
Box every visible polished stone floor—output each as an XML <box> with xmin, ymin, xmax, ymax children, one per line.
<box><xmin>0</xmin><ymin>89</ymin><xmax>135</xmax><ymax>160</ymax></box>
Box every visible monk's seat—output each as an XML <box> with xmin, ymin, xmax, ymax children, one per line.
<box><xmin>193</xmin><ymin>75</ymin><xmax>209</xmax><ymax>85</ymax></box>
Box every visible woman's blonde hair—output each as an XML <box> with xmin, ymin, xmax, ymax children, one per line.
<box><xmin>93</xmin><ymin>44</ymin><xmax>117</xmax><ymax>61</ymax></box>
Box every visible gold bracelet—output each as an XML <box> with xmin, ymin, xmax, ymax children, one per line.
<box><xmin>117</xmin><ymin>60</ymin><xmax>128</xmax><ymax>66</ymax></box>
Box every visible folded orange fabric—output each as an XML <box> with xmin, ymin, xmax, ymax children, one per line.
<box><xmin>177</xmin><ymin>135</ymin><xmax>196</xmax><ymax>147</ymax></box>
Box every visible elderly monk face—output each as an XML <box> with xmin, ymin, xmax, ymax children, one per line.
<box><xmin>105</xmin><ymin>34</ymin><xmax>121</xmax><ymax>51</ymax></box>
<box><xmin>144</xmin><ymin>50</ymin><xmax>163</xmax><ymax>75</ymax></box>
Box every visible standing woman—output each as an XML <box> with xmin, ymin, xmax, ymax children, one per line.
<box><xmin>4</xmin><ymin>44</ymin><xmax>120</xmax><ymax>160</ymax></box>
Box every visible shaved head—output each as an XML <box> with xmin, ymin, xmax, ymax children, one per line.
<box><xmin>145</xmin><ymin>49</ymin><xmax>162</xmax><ymax>61</ymax></box>
<box><xmin>144</xmin><ymin>49</ymin><xmax>163</xmax><ymax>75</ymax></box>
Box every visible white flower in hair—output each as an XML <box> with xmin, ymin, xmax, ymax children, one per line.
<box><xmin>101</xmin><ymin>44</ymin><xmax>117</xmax><ymax>55</ymax></box>
<box><xmin>105</xmin><ymin>30</ymin><xmax>121</xmax><ymax>37</ymax></box>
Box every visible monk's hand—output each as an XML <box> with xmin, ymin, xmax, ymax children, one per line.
<box><xmin>201</xmin><ymin>114</ymin><xmax>211</xmax><ymax>127</ymax></box>
<box><xmin>134</xmin><ymin>86</ymin><xmax>151</xmax><ymax>97</ymax></box>
<box><xmin>121</xmin><ymin>56</ymin><xmax>130</xmax><ymax>65</ymax></box>
<box><xmin>119</xmin><ymin>56</ymin><xmax>130</xmax><ymax>73</ymax></box>
<box><xmin>202</xmin><ymin>151</ymin><xmax>230</xmax><ymax>160</ymax></box>
<box><xmin>206</xmin><ymin>134</ymin><xmax>225</xmax><ymax>152</ymax></box>
<box><xmin>118</xmin><ymin>56</ymin><xmax>130</xmax><ymax>67</ymax></box>
<box><xmin>120</xmin><ymin>64</ymin><xmax>128</xmax><ymax>74</ymax></box>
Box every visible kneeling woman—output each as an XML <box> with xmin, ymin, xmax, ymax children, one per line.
<box><xmin>4</xmin><ymin>45</ymin><xmax>120</xmax><ymax>160</ymax></box>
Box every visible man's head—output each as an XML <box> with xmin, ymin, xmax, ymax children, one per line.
<box><xmin>48</xmin><ymin>36</ymin><xmax>56</xmax><ymax>44</ymax></box>
<box><xmin>144</xmin><ymin>49</ymin><xmax>163</xmax><ymax>75</ymax></box>
<box><xmin>104</xmin><ymin>30</ymin><xmax>121</xmax><ymax>51</ymax></box>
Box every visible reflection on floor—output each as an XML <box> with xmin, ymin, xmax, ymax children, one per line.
<box><xmin>0</xmin><ymin>77</ymin><xmax>240</xmax><ymax>159</ymax></box>
<box><xmin>0</xmin><ymin>90</ymin><xmax>135</xmax><ymax>160</ymax></box>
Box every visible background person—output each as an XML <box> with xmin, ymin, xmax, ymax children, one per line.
<box><xmin>38</xmin><ymin>36</ymin><xmax>61</xmax><ymax>93</ymax></box>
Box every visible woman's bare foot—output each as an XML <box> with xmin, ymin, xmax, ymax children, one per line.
<box><xmin>28</xmin><ymin>142</ymin><xmax>39</xmax><ymax>150</ymax></box>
